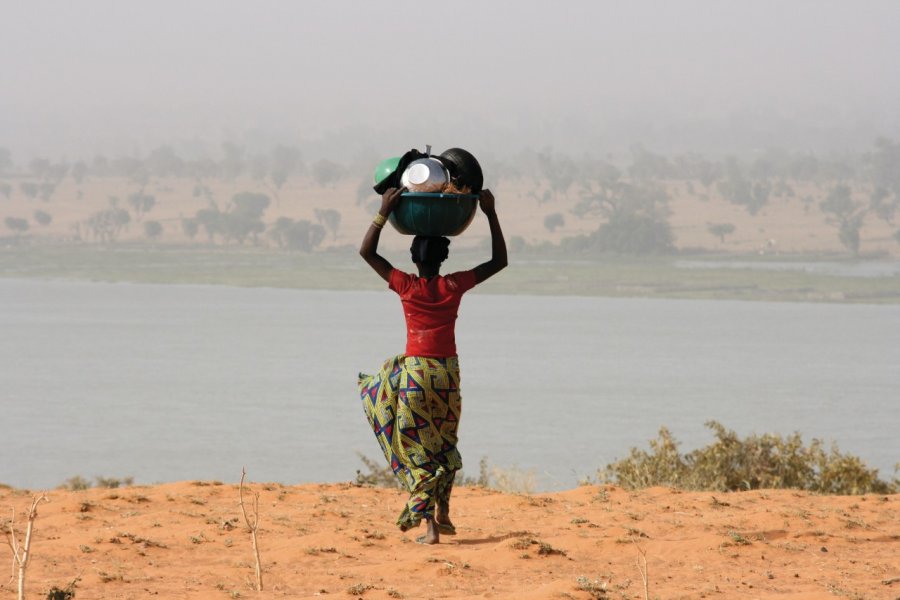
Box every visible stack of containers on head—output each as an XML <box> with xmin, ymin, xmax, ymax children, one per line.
<box><xmin>372</xmin><ymin>146</ymin><xmax>483</xmax><ymax>237</ymax></box>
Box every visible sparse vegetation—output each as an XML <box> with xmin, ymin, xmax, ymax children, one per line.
<box><xmin>45</xmin><ymin>575</ymin><xmax>79</xmax><ymax>600</ymax></box>
<box><xmin>355</xmin><ymin>454</ymin><xmax>532</xmax><ymax>493</ymax></box>
<box><xmin>599</xmin><ymin>421</ymin><xmax>897</xmax><ymax>494</ymax></box>
<box><xmin>576</xmin><ymin>575</ymin><xmax>609</xmax><ymax>598</ymax></box>
<box><xmin>346</xmin><ymin>583</ymin><xmax>374</xmax><ymax>595</ymax></box>
<box><xmin>94</xmin><ymin>476</ymin><xmax>134</xmax><ymax>489</ymax></box>
<box><xmin>59</xmin><ymin>475</ymin><xmax>133</xmax><ymax>490</ymax></box>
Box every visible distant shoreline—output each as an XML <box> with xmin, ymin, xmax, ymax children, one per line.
<box><xmin>3</xmin><ymin>243</ymin><xmax>899</xmax><ymax>304</ymax></box>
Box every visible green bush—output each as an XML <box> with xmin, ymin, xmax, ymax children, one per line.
<box><xmin>599</xmin><ymin>421</ymin><xmax>896</xmax><ymax>495</ymax></box>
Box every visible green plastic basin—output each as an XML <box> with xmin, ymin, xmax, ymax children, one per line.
<box><xmin>389</xmin><ymin>192</ymin><xmax>479</xmax><ymax>237</ymax></box>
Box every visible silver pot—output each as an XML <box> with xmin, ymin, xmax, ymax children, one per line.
<box><xmin>400</xmin><ymin>158</ymin><xmax>449</xmax><ymax>193</ymax></box>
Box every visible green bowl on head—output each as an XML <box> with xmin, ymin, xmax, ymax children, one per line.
<box><xmin>374</xmin><ymin>156</ymin><xmax>401</xmax><ymax>184</ymax></box>
<box><xmin>389</xmin><ymin>192</ymin><xmax>479</xmax><ymax>237</ymax></box>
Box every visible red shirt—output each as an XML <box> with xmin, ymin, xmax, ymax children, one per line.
<box><xmin>389</xmin><ymin>268</ymin><xmax>478</xmax><ymax>357</ymax></box>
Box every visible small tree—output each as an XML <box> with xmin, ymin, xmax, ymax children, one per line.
<box><xmin>543</xmin><ymin>213</ymin><xmax>564</xmax><ymax>232</ymax></box>
<box><xmin>84</xmin><ymin>199</ymin><xmax>131</xmax><ymax>243</ymax></box>
<box><xmin>195</xmin><ymin>206</ymin><xmax>224</xmax><ymax>243</ymax></box>
<box><xmin>716</xmin><ymin>158</ymin><xmax>770</xmax><ymax>215</ymax></box>
<box><xmin>181</xmin><ymin>217</ymin><xmax>199</xmax><ymax>240</ymax></box>
<box><xmin>5</xmin><ymin>217</ymin><xmax>29</xmax><ymax>234</ymax></box>
<box><xmin>144</xmin><ymin>220</ymin><xmax>163</xmax><ymax>239</ymax></box>
<box><xmin>567</xmin><ymin>182</ymin><xmax>674</xmax><ymax>255</ymax></box>
<box><xmin>536</xmin><ymin>150</ymin><xmax>578</xmax><ymax>199</ymax></box>
<box><xmin>820</xmin><ymin>184</ymin><xmax>866</xmax><ymax>255</ymax></box>
<box><xmin>270</xmin><ymin>145</ymin><xmax>304</xmax><ymax>189</ymax></box>
<box><xmin>707</xmin><ymin>222</ymin><xmax>735</xmax><ymax>244</ymax></box>
<box><xmin>314</xmin><ymin>208</ymin><xmax>341</xmax><ymax>240</ymax></box>
<box><xmin>869</xmin><ymin>186</ymin><xmax>898</xmax><ymax>225</ymax></box>
<box><xmin>223</xmin><ymin>192</ymin><xmax>271</xmax><ymax>245</ymax></box>
<box><xmin>864</xmin><ymin>137</ymin><xmax>900</xmax><ymax>198</ymax></box>
<box><xmin>128</xmin><ymin>193</ymin><xmax>156</xmax><ymax>220</ymax></box>
<box><xmin>628</xmin><ymin>144</ymin><xmax>673</xmax><ymax>182</ymax></box>
<box><xmin>33</xmin><ymin>210</ymin><xmax>52</xmax><ymax>226</ymax></box>
<box><xmin>19</xmin><ymin>182</ymin><xmax>39</xmax><ymax>200</ymax></box>
<box><xmin>268</xmin><ymin>217</ymin><xmax>325</xmax><ymax>251</ymax></box>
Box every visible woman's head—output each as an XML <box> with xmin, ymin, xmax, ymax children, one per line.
<box><xmin>410</xmin><ymin>235</ymin><xmax>450</xmax><ymax>268</ymax></box>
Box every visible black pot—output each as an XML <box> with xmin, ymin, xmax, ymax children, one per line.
<box><xmin>439</xmin><ymin>147</ymin><xmax>483</xmax><ymax>194</ymax></box>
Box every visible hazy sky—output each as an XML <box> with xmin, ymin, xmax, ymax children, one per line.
<box><xmin>3</xmin><ymin>0</ymin><xmax>900</xmax><ymax>159</ymax></box>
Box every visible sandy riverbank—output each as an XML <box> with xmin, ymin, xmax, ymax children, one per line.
<box><xmin>1</xmin><ymin>482</ymin><xmax>897</xmax><ymax>599</ymax></box>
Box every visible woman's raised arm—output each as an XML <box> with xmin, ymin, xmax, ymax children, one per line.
<box><xmin>359</xmin><ymin>187</ymin><xmax>403</xmax><ymax>282</ymax></box>
<box><xmin>472</xmin><ymin>189</ymin><xmax>508</xmax><ymax>284</ymax></box>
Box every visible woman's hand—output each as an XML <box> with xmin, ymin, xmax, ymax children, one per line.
<box><xmin>479</xmin><ymin>189</ymin><xmax>496</xmax><ymax>215</ymax></box>
<box><xmin>379</xmin><ymin>187</ymin><xmax>404</xmax><ymax>216</ymax></box>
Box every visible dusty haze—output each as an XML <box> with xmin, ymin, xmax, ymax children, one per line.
<box><xmin>3</xmin><ymin>0</ymin><xmax>900</xmax><ymax>160</ymax></box>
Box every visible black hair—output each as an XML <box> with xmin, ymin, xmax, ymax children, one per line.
<box><xmin>410</xmin><ymin>235</ymin><xmax>450</xmax><ymax>265</ymax></box>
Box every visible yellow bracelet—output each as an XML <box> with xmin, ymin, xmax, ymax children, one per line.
<box><xmin>372</xmin><ymin>213</ymin><xmax>387</xmax><ymax>228</ymax></box>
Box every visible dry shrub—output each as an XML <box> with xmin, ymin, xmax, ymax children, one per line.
<box><xmin>354</xmin><ymin>453</ymin><xmax>403</xmax><ymax>489</ymax></box>
<box><xmin>488</xmin><ymin>465</ymin><xmax>537</xmax><ymax>495</ymax></box>
<box><xmin>355</xmin><ymin>455</ymin><xmax>535</xmax><ymax>494</ymax></box>
<box><xmin>458</xmin><ymin>457</ymin><xmax>491</xmax><ymax>488</ymax></box>
<box><xmin>599</xmin><ymin>421</ymin><xmax>896</xmax><ymax>495</ymax></box>
<box><xmin>58</xmin><ymin>475</ymin><xmax>134</xmax><ymax>491</ymax></box>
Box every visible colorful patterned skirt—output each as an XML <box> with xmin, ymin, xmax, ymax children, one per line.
<box><xmin>358</xmin><ymin>355</ymin><xmax>462</xmax><ymax>530</ymax></box>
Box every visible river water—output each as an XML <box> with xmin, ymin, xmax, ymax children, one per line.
<box><xmin>2</xmin><ymin>278</ymin><xmax>898</xmax><ymax>490</ymax></box>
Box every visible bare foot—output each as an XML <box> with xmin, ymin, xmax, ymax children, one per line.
<box><xmin>416</xmin><ymin>518</ymin><xmax>440</xmax><ymax>544</ymax></box>
<box><xmin>436</xmin><ymin>501</ymin><xmax>456</xmax><ymax>534</ymax></box>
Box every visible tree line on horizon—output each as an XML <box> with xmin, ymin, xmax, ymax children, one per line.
<box><xmin>2</xmin><ymin>138</ymin><xmax>899</xmax><ymax>255</ymax></box>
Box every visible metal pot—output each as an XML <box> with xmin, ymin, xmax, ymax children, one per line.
<box><xmin>399</xmin><ymin>158</ymin><xmax>449</xmax><ymax>193</ymax></box>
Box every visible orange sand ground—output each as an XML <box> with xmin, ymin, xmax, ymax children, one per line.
<box><xmin>2</xmin><ymin>483</ymin><xmax>897</xmax><ymax>599</ymax></box>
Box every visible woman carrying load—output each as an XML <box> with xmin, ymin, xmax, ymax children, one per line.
<box><xmin>358</xmin><ymin>186</ymin><xmax>507</xmax><ymax>544</ymax></box>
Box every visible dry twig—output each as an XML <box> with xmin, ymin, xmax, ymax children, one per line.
<box><xmin>239</xmin><ymin>468</ymin><xmax>263</xmax><ymax>592</ymax></box>
<box><xmin>631</xmin><ymin>536</ymin><xmax>650</xmax><ymax>600</ymax></box>
<box><xmin>5</xmin><ymin>494</ymin><xmax>49</xmax><ymax>600</ymax></box>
